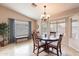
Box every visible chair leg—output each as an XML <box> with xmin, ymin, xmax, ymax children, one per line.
<box><xmin>59</xmin><ymin>45</ymin><xmax>62</xmax><ymax>55</ymax></box>
<box><xmin>57</xmin><ymin>49</ymin><xmax>59</xmax><ymax>56</ymax></box>
<box><xmin>47</xmin><ymin>47</ymin><xmax>50</xmax><ymax>55</ymax></box>
<box><xmin>37</xmin><ymin>48</ymin><xmax>39</xmax><ymax>56</ymax></box>
<box><xmin>33</xmin><ymin>45</ymin><xmax>35</xmax><ymax>53</ymax></box>
<box><xmin>60</xmin><ymin>48</ymin><xmax>62</xmax><ymax>55</ymax></box>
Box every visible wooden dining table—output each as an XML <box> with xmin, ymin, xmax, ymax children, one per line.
<box><xmin>40</xmin><ymin>36</ymin><xmax>59</xmax><ymax>54</ymax></box>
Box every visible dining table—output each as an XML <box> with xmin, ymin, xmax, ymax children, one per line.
<box><xmin>40</xmin><ymin>36</ymin><xmax>59</xmax><ymax>54</ymax></box>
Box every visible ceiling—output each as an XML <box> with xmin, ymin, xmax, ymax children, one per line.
<box><xmin>0</xmin><ymin>3</ymin><xmax>79</xmax><ymax>20</ymax></box>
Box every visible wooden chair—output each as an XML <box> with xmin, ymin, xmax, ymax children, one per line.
<box><xmin>50</xmin><ymin>32</ymin><xmax>56</xmax><ymax>37</ymax></box>
<box><xmin>32</xmin><ymin>32</ymin><xmax>45</xmax><ymax>56</ymax></box>
<box><xmin>48</xmin><ymin>34</ymin><xmax>63</xmax><ymax>56</ymax></box>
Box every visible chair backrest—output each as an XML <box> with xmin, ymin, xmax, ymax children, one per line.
<box><xmin>57</xmin><ymin>34</ymin><xmax>63</xmax><ymax>47</ymax></box>
<box><xmin>32</xmin><ymin>31</ymin><xmax>40</xmax><ymax>46</ymax></box>
<box><xmin>50</xmin><ymin>32</ymin><xmax>56</xmax><ymax>37</ymax></box>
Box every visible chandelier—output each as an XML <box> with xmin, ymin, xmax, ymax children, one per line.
<box><xmin>41</xmin><ymin>5</ymin><xmax>50</xmax><ymax>21</ymax></box>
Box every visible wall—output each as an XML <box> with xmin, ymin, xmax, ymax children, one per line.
<box><xmin>0</xmin><ymin>5</ymin><xmax>36</xmax><ymax>32</ymax></box>
<box><xmin>50</xmin><ymin>7</ymin><xmax>79</xmax><ymax>20</ymax></box>
<box><xmin>0</xmin><ymin>5</ymin><xmax>37</xmax><ymax>44</ymax></box>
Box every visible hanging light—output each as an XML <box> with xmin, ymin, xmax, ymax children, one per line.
<box><xmin>41</xmin><ymin>5</ymin><xmax>50</xmax><ymax>21</ymax></box>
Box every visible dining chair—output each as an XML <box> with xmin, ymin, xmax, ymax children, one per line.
<box><xmin>48</xmin><ymin>34</ymin><xmax>63</xmax><ymax>56</ymax></box>
<box><xmin>32</xmin><ymin>31</ymin><xmax>45</xmax><ymax>56</ymax></box>
<box><xmin>50</xmin><ymin>32</ymin><xmax>56</xmax><ymax>37</ymax></box>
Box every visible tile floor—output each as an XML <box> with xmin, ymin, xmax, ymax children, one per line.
<box><xmin>0</xmin><ymin>39</ymin><xmax>79</xmax><ymax>56</ymax></box>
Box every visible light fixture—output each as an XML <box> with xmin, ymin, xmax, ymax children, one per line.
<box><xmin>41</xmin><ymin>5</ymin><xmax>50</xmax><ymax>21</ymax></box>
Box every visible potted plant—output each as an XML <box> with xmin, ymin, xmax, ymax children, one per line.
<box><xmin>0</xmin><ymin>23</ymin><xmax>8</xmax><ymax>47</ymax></box>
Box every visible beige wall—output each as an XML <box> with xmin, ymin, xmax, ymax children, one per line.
<box><xmin>0</xmin><ymin>5</ymin><xmax>36</xmax><ymax>32</ymax></box>
<box><xmin>50</xmin><ymin>7</ymin><xmax>79</xmax><ymax>20</ymax></box>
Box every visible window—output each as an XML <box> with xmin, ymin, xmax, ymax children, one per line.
<box><xmin>57</xmin><ymin>22</ymin><xmax>65</xmax><ymax>34</ymax></box>
<box><xmin>72</xmin><ymin>20</ymin><xmax>79</xmax><ymax>39</ymax></box>
<box><xmin>50</xmin><ymin>22</ymin><xmax>57</xmax><ymax>32</ymax></box>
<box><xmin>50</xmin><ymin>19</ymin><xmax>65</xmax><ymax>35</ymax></box>
<box><xmin>14</xmin><ymin>20</ymin><xmax>29</xmax><ymax>38</ymax></box>
<box><xmin>41</xmin><ymin>21</ymin><xmax>49</xmax><ymax>36</ymax></box>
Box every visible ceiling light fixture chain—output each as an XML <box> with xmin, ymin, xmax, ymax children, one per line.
<box><xmin>41</xmin><ymin>5</ymin><xmax>50</xmax><ymax>22</ymax></box>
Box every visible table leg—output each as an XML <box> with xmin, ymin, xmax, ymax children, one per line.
<box><xmin>44</xmin><ymin>41</ymin><xmax>49</xmax><ymax>53</ymax></box>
